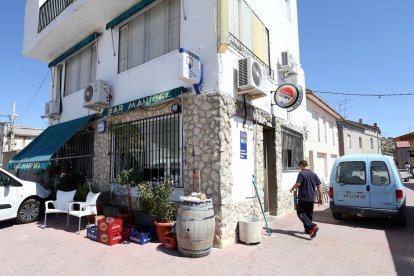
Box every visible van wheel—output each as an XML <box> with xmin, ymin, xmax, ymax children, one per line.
<box><xmin>332</xmin><ymin>212</ymin><xmax>342</xmax><ymax>220</ymax></box>
<box><xmin>15</xmin><ymin>199</ymin><xmax>40</xmax><ymax>224</ymax></box>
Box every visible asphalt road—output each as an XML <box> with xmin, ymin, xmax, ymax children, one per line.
<box><xmin>0</xmin><ymin>182</ymin><xmax>413</xmax><ymax>275</ymax></box>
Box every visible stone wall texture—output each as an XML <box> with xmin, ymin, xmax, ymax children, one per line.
<box><xmin>91</xmin><ymin>91</ymin><xmax>299</xmax><ymax>247</ymax></box>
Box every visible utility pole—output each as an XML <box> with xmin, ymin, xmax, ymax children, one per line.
<box><xmin>1</xmin><ymin>102</ymin><xmax>17</xmax><ymax>151</ymax></box>
<box><xmin>9</xmin><ymin>102</ymin><xmax>16</xmax><ymax>151</ymax></box>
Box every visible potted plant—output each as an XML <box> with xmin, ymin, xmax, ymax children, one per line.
<box><xmin>152</xmin><ymin>180</ymin><xmax>175</xmax><ymax>243</ymax></box>
<box><xmin>112</xmin><ymin>169</ymin><xmax>141</xmax><ymax>225</ymax></box>
<box><xmin>135</xmin><ymin>182</ymin><xmax>156</xmax><ymax>227</ymax></box>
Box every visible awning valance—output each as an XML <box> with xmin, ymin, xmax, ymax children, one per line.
<box><xmin>8</xmin><ymin>115</ymin><xmax>95</xmax><ymax>171</ymax></box>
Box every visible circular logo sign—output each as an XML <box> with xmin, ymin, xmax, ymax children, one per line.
<box><xmin>274</xmin><ymin>84</ymin><xmax>299</xmax><ymax>108</ymax></box>
<box><xmin>97</xmin><ymin>120</ymin><xmax>106</xmax><ymax>134</ymax></box>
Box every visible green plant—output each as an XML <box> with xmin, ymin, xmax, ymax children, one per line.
<box><xmin>135</xmin><ymin>180</ymin><xmax>175</xmax><ymax>222</ymax></box>
<box><xmin>136</xmin><ymin>182</ymin><xmax>155</xmax><ymax>214</ymax></box>
<box><xmin>152</xmin><ymin>181</ymin><xmax>175</xmax><ymax>223</ymax></box>
<box><xmin>113</xmin><ymin>168</ymin><xmax>142</xmax><ymax>184</ymax></box>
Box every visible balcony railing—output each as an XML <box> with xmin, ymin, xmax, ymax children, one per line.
<box><xmin>229</xmin><ymin>33</ymin><xmax>274</xmax><ymax>80</ymax></box>
<box><xmin>38</xmin><ymin>0</ymin><xmax>77</xmax><ymax>32</ymax></box>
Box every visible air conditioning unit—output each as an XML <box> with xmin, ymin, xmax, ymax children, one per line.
<box><xmin>279</xmin><ymin>51</ymin><xmax>298</xmax><ymax>75</ymax></box>
<box><xmin>83</xmin><ymin>79</ymin><xmax>111</xmax><ymax>109</ymax></box>
<box><xmin>237</xmin><ymin>56</ymin><xmax>268</xmax><ymax>99</ymax></box>
<box><xmin>45</xmin><ymin>100</ymin><xmax>60</xmax><ymax>119</ymax></box>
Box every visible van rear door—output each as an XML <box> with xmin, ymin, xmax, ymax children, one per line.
<box><xmin>369</xmin><ymin>160</ymin><xmax>397</xmax><ymax>209</ymax></box>
<box><xmin>334</xmin><ymin>159</ymin><xmax>370</xmax><ymax>208</ymax></box>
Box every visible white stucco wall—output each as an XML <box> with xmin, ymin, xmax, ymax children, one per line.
<box><xmin>305</xmin><ymin>100</ymin><xmax>340</xmax><ymax>182</ymax></box>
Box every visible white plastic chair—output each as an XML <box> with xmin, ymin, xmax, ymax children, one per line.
<box><xmin>43</xmin><ymin>190</ymin><xmax>76</xmax><ymax>229</ymax></box>
<box><xmin>67</xmin><ymin>191</ymin><xmax>101</xmax><ymax>234</ymax></box>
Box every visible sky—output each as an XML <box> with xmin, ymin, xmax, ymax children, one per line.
<box><xmin>1</xmin><ymin>1</ymin><xmax>413</xmax><ymax>138</ymax></box>
<box><xmin>298</xmin><ymin>0</ymin><xmax>414</xmax><ymax>138</ymax></box>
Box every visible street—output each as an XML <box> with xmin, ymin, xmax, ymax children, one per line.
<box><xmin>0</xmin><ymin>182</ymin><xmax>413</xmax><ymax>276</ymax></box>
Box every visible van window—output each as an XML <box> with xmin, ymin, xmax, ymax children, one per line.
<box><xmin>371</xmin><ymin>161</ymin><xmax>390</xmax><ymax>185</ymax></box>
<box><xmin>336</xmin><ymin>161</ymin><xmax>366</xmax><ymax>184</ymax></box>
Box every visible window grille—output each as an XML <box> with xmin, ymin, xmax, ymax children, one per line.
<box><xmin>282</xmin><ymin>127</ymin><xmax>303</xmax><ymax>170</ymax></box>
<box><xmin>52</xmin><ymin>129</ymin><xmax>94</xmax><ymax>180</ymax></box>
<box><xmin>110</xmin><ymin>113</ymin><xmax>182</xmax><ymax>188</ymax></box>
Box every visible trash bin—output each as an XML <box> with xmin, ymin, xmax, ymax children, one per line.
<box><xmin>239</xmin><ymin>217</ymin><xmax>261</xmax><ymax>244</ymax></box>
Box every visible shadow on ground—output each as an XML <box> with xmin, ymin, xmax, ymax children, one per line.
<box><xmin>313</xmin><ymin>200</ymin><xmax>414</xmax><ymax>275</ymax></box>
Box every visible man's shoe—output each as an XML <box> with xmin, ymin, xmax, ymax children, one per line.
<box><xmin>309</xmin><ymin>226</ymin><xmax>319</xmax><ymax>238</ymax></box>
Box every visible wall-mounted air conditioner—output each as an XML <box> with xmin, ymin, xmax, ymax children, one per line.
<box><xmin>237</xmin><ymin>56</ymin><xmax>268</xmax><ymax>99</ymax></box>
<box><xmin>83</xmin><ymin>79</ymin><xmax>111</xmax><ymax>110</ymax></box>
<box><xmin>45</xmin><ymin>100</ymin><xmax>60</xmax><ymax>119</ymax></box>
<box><xmin>279</xmin><ymin>51</ymin><xmax>298</xmax><ymax>75</ymax></box>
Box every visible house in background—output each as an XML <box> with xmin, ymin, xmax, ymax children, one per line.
<box><xmin>394</xmin><ymin>133</ymin><xmax>413</xmax><ymax>169</ymax></box>
<box><xmin>337</xmin><ymin>118</ymin><xmax>381</xmax><ymax>156</ymax></box>
<box><xmin>304</xmin><ymin>89</ymin><xmax>342</xmax><ymax>183</ymax></box>
<box><xmin>0</xmin><ymin>123</ymin><xmax>43</xmax><ymax>170</ymax></box>
<box><xmin>17</xmin><ymin>0</ymin><xmax>307</xmax><ymax>247</ymax></box>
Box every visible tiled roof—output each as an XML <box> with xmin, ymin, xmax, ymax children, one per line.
<box><xmin>396</xmin><ymin>141</ymin><xmax>410</xmax><ymax>148</ymax></box>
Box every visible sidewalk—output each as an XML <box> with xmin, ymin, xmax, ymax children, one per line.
<box><xmin>0</xmin><ymin>197</ymin><xmax>411</xmax><ymax>276</ymax></box>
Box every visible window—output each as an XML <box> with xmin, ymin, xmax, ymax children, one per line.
<box><xmin>311</xmin><ymin>111</ymin><xmax>320</xmax><ymax>142</ymax></box>
<box><xmin>336</xmin><ymin>161</ymin><xmax>366</xmax><ymax>185</ymax></box>
<box><xmin>110</xmin><ymin>113</ymin><xmax>182</xmax><ymax>187</ymax></box>
<box><xmin>228</xmin><ymin>0</ymin><xmax>270</xmax><ymax>65</ymax></box>
<box><xmin>64</xmin><ymin>43</ymin><xmax>97</xmax><ymax>96</ymax></box>
<box><xmin>118</xmin><ymin>0</ymin><xmax>180</xmax><ymax>73</ymax></box>
<box><xmin>347</xmin><ymin>134</ymin><xmax>351</xmax><ymax>148</ymax></box>
<box><xmin>359</xmin><ymin>137</ymin><xmax>362</xmax><ymax>148</ymax></box>
<box><xmin>371</xmin><ymin>161</ymin><xmax>390</xmax><ymax>185</ymax></box>
<box><xmin>370</xmin><ymin>138</ymin><xmax>374</xmax><ymax>149</ymax></box>
<box><xmin>52</xmin><ymin>130</ymin><xmax>94</xmax><ymax>180</ymax></box>
<box><xmin>282</xmin><ymin>127</ymin><xmax>303</xmax><ymax>170</ymax></box>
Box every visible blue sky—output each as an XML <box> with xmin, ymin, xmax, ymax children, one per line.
<box><xmin>1</xmin><ymin>1</ymin><xmax>413</xmax><ymax>138</ymax></box>
<box><xmin>0</xmin><ymin>1</ymin><xmax>49</xmax><ymax>130</ymax></box>
<box><xmin>298</xmin><ymin>0</ymin><xmax>414</xmax><ymax>138</ymax></box>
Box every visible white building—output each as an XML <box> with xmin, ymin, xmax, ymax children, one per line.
<box><xmin>338</xmin><ymin>119</ymin><xmax>381</xmax><ymax>155</ymax></box>
<box><xmin>18</xmin><ymin>0</ymin><xmax>306</xmax><ymax>247</ymax></box>
<box><xmin>0</xmin><ymin>123</ymin><xmax>43</xmax><ymax>169</ymax></box>
<box><xmin>304</xmin><ymin>89</ymin><xmax>341</xmax><ymax>184</ymax></box>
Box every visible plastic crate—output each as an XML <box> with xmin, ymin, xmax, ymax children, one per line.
<box><xmin>86</xmin><ymin>225</ymin><xmax>98</xmax><ymax>242</ymax></box>
<box><xmin>163</xmin><ymin>234</ymin><xmax>177</xmax><ymax>250</ymax></box>
<box><xmin>98</xmin><ymin>231</ymin><xmax>123</xmax><ymax>246</ymax></box>
<box><xmin>129</xmin><ymin>229</ymin><xmax>151</xmax><ymax>245</ymax></box>
<box><xmin>97</xmin><ymin>217</ymin><xmax>123</xmax><ymax>234</ymax></box>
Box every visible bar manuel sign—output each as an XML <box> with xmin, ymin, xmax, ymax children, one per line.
<box><xmin>103</xmin><ymin>87</ymin><xmax>185</xmax><ymax>116</ymax></box>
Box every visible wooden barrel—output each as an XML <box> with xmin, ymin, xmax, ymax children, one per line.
<box><xmin>176</xmin><ymin>199</ymin><xmax>215</xmax><ymax>258</ymax></box>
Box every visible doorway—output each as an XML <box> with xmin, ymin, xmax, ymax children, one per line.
<box><xmin>263</xmin><ymin>127</ymin><xmax>277</xmax><ymax>215</ymax></box>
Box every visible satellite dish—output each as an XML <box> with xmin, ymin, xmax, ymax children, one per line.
<box><xmin>251</xmin><ymin>62</ymin><xmax>262</xmax><ymax>86</ymax></box>
<box><xmin>84</xmin><ymin>85</ymin><xmax>94</xmax><ymax>103</ymax></box>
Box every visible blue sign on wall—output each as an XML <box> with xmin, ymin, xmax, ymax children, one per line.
<box><xmin>240</xmin><ymin>131</ymin><xmax>247</xmax><ymax>159</ymax></box>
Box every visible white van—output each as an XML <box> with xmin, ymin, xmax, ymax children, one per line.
<box><xmin>329</xmin><ymin>154</ymin><xmax>407</xmax><ymax>226</ymax></box>
<box><xmin>0</xmin><ymin>168</ymin><xmax>51</xmax><ymax>223</ymax></box>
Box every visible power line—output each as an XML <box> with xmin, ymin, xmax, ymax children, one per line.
<box><xmin>313</xmin><ymin>90</ymin><xmax>414</xmax><ymax>97</ymax></box>
<box><xmin>20</xmin><ymin>70</ymin><xmax>50</xmax><ymax>117</ymax></box>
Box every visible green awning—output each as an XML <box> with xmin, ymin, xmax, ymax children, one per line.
<box><xmin>8</xmin><ymin>115</ymin><xmax>95</xmax><ymax>171</ymax></box>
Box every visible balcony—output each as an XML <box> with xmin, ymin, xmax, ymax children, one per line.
<box><xmin>38</xmin><ymin>0</ymin><xmax>77</xmax><ymax>32</ymax></box>
<box><xmin>23</xmin><ymin>0</ymin><xmax>141</xmax><ymax>62</ymax></box>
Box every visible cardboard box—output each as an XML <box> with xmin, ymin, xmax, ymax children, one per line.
<box><xmin>97</xmin><ymin>217</ymin><xmax>123</xmax><ymax>234</ymax></box>
<box><xmin>98</xmin><ymin>231</ymin><xmax>123</xmax><ymax>246</ymax></box>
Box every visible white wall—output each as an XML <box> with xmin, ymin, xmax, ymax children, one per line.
<box><xmin>305</xmin><ymin>99</ymin><xmax>340</xmax><ymax>183</ymax></box>
<box><xmin>231</xmin><ymin>117</ymin><xmax>255</xmax><ymax>203</ymax></box>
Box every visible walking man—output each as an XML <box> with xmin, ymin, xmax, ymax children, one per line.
<box><xmin>289</xmin><ymin>160</ymin><xmax>323</xmax><ymax>238</ymax></box>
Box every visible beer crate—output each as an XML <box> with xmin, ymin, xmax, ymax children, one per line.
<box><xmin>98</xmin><ymin>231</ymin><xmax>123</xmax><ymax>246</ymax></box>
<box><xmin>97</xmin><ymin>217</ymin><xmax>123</xmax><ymax>234</ymax></box>
<box><xmin>129</xmin><ymin>228</ymin><xmax>151</xmax><ymax>245</ymax></box>
<box><xmin>86</xmin><ymin>225</ymin><xmax>98</xmax><ymax>242</ymax></box>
